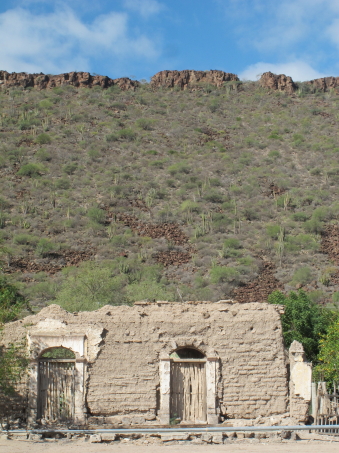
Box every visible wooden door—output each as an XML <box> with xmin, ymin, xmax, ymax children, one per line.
<box><xmin>170</xmin><ymin>361</ymin><xmax>207</xmax><ymax>423</ymax></box>
<box><xmin>38</xmin><ymin>360</ymin><xmax>75</xmax><ymax>421</ymax></box>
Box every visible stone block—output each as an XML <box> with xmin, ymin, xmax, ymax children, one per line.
<box><xmin>90</xmin><ymin>434</ymin><xmax>102</xmax><ymax>443</ymax></box>
<box><xmin>101</xmin><ymin>433</ymin><xmax>117</xmax><ymax>441</ymax></box>
<box><xmin>201</xmin><ymin>433</ymin><xmax>212</xmax><ymax>443</ymax></box>
<box><xmin>161</xmin><ymin>433</ymin><xmax>190</xmax><ymax>442</ymax></box>
<box><xmin>28</xmin><ymin>434</ymin><xmax>43</xmax><ymax>441</ymax></box>
<box><xmin>212</xmin><ymin>434</ymin><xmax>223</xmax><ymax>444</ymax></box>
<box><xmin>131</xmin><ymin>416</ymin><xmax>145</xmax><ymax>425</ymax></box>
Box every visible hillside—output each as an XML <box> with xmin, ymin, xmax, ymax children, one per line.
<box><xmin>1</xmin><ymin>69</ymin><xmax>339</xmax><ymax>313</ymax></box>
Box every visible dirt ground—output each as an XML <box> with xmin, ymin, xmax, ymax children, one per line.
<box><xmin>1</xmin><ymin>433</ymin><xmax>339</xmax><ymax>453</ymax></box>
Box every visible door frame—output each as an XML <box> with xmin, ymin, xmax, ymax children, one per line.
<box><xmin>27</xmin><ymin>334</ymin><xmax>87</xmax><ymax>425</ymax></box>
<box><xmin>170</xmin><ymin>358</ymin><xmax>207</xmax><ymax>423</ymax></box>
<box><xmin>159</xmin><ymin>355</ymin><xmax>219</xmax><ymax>425</ymax></box>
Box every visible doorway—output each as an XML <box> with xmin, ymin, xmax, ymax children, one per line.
<box><xmin>170</xmin><ymin>348</ymin><xmax>207</xmax><ymax>423</ymax></box>
<box><xmin>37</xmin><ymin>347</ymin><xmax>76</xmax><ymax>422</ymax></box>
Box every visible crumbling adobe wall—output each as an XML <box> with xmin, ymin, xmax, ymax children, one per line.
<box><xmin>1</xmin><ymin>301</ymin><xmax>288</xmax><ymax>423</ymax></box>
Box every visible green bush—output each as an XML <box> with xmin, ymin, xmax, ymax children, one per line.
<box><xmin>203</xmin><ymin>190</ymin><xmax>224</xmax><ymax>204</ymax></box>
<box><xmin>266</xmin><ymin>224</ymin><xmax>281</xmax><ymax>239</ymax></box>
<box><xmin>35</xmin><ymin>133</ymin><xmax>52</xmax><ymax>145</ymax></box>
<box><xmin>35</xmin><ymin>238</ymin><xmax>56</xmax><ymax>256</ymax></box>
<box><xmin>13</xmin><ymin>234</ymin><xmax>39</xmax><ymax>245</ymax></box>
<box><xmin>291</xmin><ymin>267</ymin><xmax>313</xmax><ymax>286</ymax></box>
<box><xmin>292</xmin><ymin>212</ymin><xmax>309</xmax><ymax>222</ymax></box>
<box><xmin>35</xmin><ymin>148</ymin><xmax>51</xmax><ymax>162</ymax></box>
<box><xmin>63</xmin><ymin>163</ymin><xmax>78</xmax><ymax>175</ymax></box>
<box><xmin>168</xmin><ymin>162</ymin><xmax>190</xmax><ymax>176</ymax></box>
<box><xmin>87</xmin><ymin>207</ymin><xmax>106</xmax><ymax>224</ymax></box>
<box><xmin>55</xmin><ymin>177</ymin><xmax>70</xmax><ymax>190</ymax></box>
<box><xmin>136</xmin><ymin>118</ymin><xmax>154</xmax><ymax>130</ymax></box>
<box><xmin>210</xmin><ymin>266</ymin><xmax>239</xmax><ymax>284</ymax></box>
<box><xmin>224</xmin><ymin>238</ymin><xmax>241</xmax><ymax>249</ymax></box>
<box><xmin>17</xmin><ymin>163</ymin><xmax>43</xmax><ymax>177</ymax></box>
<box><xmin>106</xmin><ymin>133</ymin><xmax>119</xmax><ymax>142</ymax></box>
<box><xmin>304</xmin><ymin>218</ymin><xmax>323</xmax><ymax>234</ymax></box>
<box><xmin>119</xmin><ymin>128</ymin><xmax>137</xmax><ymax>141</ymax></box>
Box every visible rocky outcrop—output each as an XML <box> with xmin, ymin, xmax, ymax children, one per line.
<box><xmin>259</xmin><ymin>71</ymin><xmax>297</xmax><ymax>94</ymax></box>
<box><xmin>0</xmin><ymin>70</ymin><xmax>140</xmax><ymax>91</ymax></box>
<box><xmin>150</xmin><ymin>69</ymin><xmax>240</xmax><ymax>90</ymax></box>
<box><xmin>305</xmin><ymin>76</ymin><xmax>339</xmax><ymax>92</ymax></box>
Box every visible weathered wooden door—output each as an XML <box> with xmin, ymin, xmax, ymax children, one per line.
<box><xmin>38</xmin><ymin>360</ymin><xmax>75</xmax><ymax>421</ymax></box>
<box><xmin>170</xmin><ymin>361</ymin><xmax>207</xmax><ymax>423</ymax></box>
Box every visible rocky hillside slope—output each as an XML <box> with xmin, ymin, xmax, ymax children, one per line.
<box><xmin>1</xmin><ymin>68</ymin><xmax>339</xmax><ymax>312</ymax></box>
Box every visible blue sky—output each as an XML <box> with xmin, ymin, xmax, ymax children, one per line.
<box><xmin>0</xmin><ymin>0</ymin><xmax>338</xmax><ymax>81</ymax></box>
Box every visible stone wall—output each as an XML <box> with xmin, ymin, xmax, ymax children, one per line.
<box><xmin>1</xmin><ymin>300</ymin><xmax>291</xmax><ymax>424</ymax></box>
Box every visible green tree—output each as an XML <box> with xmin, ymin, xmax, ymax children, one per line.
<box><xmin>0</xmin><ymin>275</ymin><xmax>28</xmax><ymax>396</ymax></box>
<box><xmin>313</xmin><ymin>317</ymin><xmax>339</xmax><ymax>383</ymax></box>
<box><xmin>268</xmin><ymin>290</ymin><xmax>333</xmax><ymax>361</ymax></box>
<box><xmin>55</xmin><ymin>263</ymin><xmax>129</xmax><ymax>311</ymax></box>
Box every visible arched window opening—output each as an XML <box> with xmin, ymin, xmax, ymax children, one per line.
<box><xmin>170</xmin><ymin>347</ymin><xmax>205</xmax><ymax>360</ymax></box>
<box><xmin>40</xmin><ymin>347</ymin><xmax>75</xmax><ymax>360</ymax></box>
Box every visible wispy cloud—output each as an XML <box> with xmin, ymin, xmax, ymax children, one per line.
<box><xmin>123</xmin><ymin>0</ymin><xmax>164</xmax><ymax>18</ymax></box>
<box><xmin>0</xmin><ymin>5</ymin><xmax>160</xmax><ymax>75</ymax></box>
<box><xmin>239</xmin><ymin>60</ymin><xmax>327</xmax><ymax>81</ymax></box>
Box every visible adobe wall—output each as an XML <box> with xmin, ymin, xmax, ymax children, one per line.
<box><xmin>0</xmin><ymin>300</ymin><xmax>290</xmax><ymax>424</ymax></box>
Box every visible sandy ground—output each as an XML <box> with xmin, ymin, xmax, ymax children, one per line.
<box><xmin>1</xmin><ymin>433</ymin><xmax>339</xmax><ymax>453</ymax></box>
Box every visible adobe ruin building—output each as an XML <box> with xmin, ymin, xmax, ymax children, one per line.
<box><xmin>0</xmin><ymin>300</ymin><xmax>311</xmax><ymax>426</ymax></box>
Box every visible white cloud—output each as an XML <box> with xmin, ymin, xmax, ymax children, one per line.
<box><xmin>0</xmin><ymin>6</ymin><xmax>159</xmax><ymax>74</ymax></box>
<box><xmin>240</xmin><ymin>61</ymin><xmax>327</xmax><ymax>82</ymax></box>
<box><xmin>123</xmin><ymin>0</ymin><xmax>163</xmax><ymax>18</ymax></box>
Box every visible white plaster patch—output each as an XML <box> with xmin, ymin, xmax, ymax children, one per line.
<box><xmin>291</xmin><ymin>362</ymin><xmax>312</xmax><ymax>400</ymax></box>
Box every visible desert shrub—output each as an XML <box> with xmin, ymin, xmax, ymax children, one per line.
<box><xmin>224</xmin><ymin>238</ymin><xmax>241</xmax><ymax>249</ymax></box>
<box><xmin>55</xmin><ymin>263</ymin><xmax>128</xmax><ymax>311</ymax></box>
<box><xmin>181</xmin><ymin>200</ymin><xmax>201</xmax><ymax>213</ymax></box>
<box><xmin>285</xmin><ymin>234</ymin><xmax>318</xmax><ymax>252</ymax></box>
<box><xmin>0</xmin><ymin>197</ymin><xmax>9</xmax><ymax>211</ymax></box>
<box><xmin>119</xmin><ymin>128</ymin><xmax>136</xmax><ymax>141</ymax></box>
<box><xmin>210</xmin><ymin>266</ymin><xmax>239</xmax><ymax>283</ymax></box>
<box><xmin>35</xmin><ymin>238</ymin><xmax>56</xmax><ymax>256</ymax></box>
<box><xmin>106</xmin><ymin>133</ymin><xmax>119</xmax><ymax>142</ymax></box>
<box><xmin>266</xmin><ymin>224</ymin><xmax>281</xmax><ymax>239</ymax></box>
<box><xmin>168</xmin><ymin>162</ymin><xmax>190</xmax><ymax>176</ymax></box>
<box><xmin>126</xmin><ymin>280</ymin><xmax>175</xmax><ymax>303</ymax></box>
<box><xmin>17</xmin><ymin>163</ymin><xmax>43</xmax><ymax>177</ymax></box>
<box><xmin>13</xmin><ymin>234</ymin><xmax>39</xmax><ymax>246</ymax></box>
<box><xmin>111</xmin><ymin>102</ymin><xmax>127</xmax><ymax>110</ymax></box>
<box><xmin>292</xmin><ymin>212</ymin><xmax>309</xmax><ymax>222</ymax></box>
<box><xmin>203</xmin><ymin>190</ymin><xmax>224</xmax><ymax>203</ymax></box>
<box><xmin>268</xmin><ymin>150</ymin><xmax>281</xmax><ymax>158</ymax></box>
<box><xmin>39</xmin><ymin>99</ymin><xmax>54</xmax><ymax>109</ymax></box>
<box><xmin>63</xmin><ymin>163</ymin><xmax>78</xmax><ymax>175</ymax></box>
<box><xmin>54</xmin><ymin>177</ymin><xmax>70</xmax><ymax>190</ymax></box>
<box><xmin>35</xmin><ymin>133</ymin><xmax>52</xmax><ymax>145</ymax></box>
<box><xmin>35</xmin><ymin>148</ymin><xmax>51</xmax><ymax>162</ymax></box>
<box><xmin>87</xmin><ymin>207</ymin><xmax>106</xmax><ymax>224</ymax></box>
<box><xmin>304</xmin><ymin>218</ymin><xmax>323</xmax><ymax>234</ymax></box>
<box><xmin>136</xmin><ymin>118</ymin><xmax>155</xmax><ymax>130</ymax></box>
<box><xmin>291</xmin><ymin>267</ymin><xmax>313</xmax><ymax>286</ymax></box>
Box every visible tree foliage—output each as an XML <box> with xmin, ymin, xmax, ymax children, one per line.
<box><xmin>268</xmin><ymin>290</ymin><xmax>334</xmax><ymax>362</ymax></box>
<box><xmin>313</xmin><ymin>317</ymin><xmax>339</xmax><ymax>383</ymax></box>
<box><xmin>0</xmin><ymin>275</ymin><xmax>28</xmax><ymax>396</ymax></box>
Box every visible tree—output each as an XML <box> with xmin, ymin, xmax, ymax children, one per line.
<box><xmin>313</xmin><ymin>317</ymin><xmax>339</xmax><ymax>383</ymax></box>
<box><xmin>268</xmin><ymin>290</ymin><xmax>334</xmax><ymax>362</ymax></box>
<box><xmin>0</xmin><ymin>275</ymin><xmax>29</xmax><ymax>396</ymax></box>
